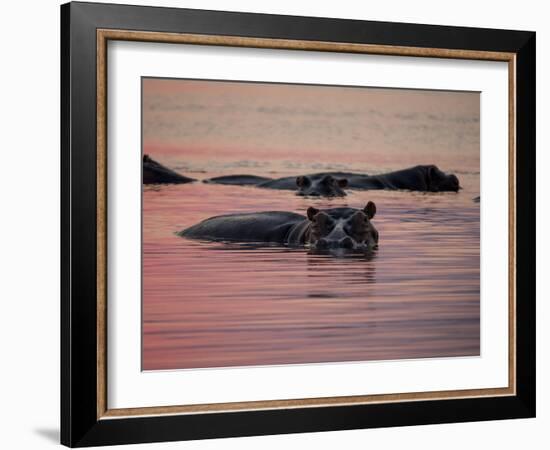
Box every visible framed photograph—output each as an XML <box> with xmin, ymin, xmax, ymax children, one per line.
<box><xmin>61</xmin><ymin>2</ymin><xmax>535</xmax><ymax>447</ymax></box>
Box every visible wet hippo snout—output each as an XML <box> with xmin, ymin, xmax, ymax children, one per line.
<box><xmin>315</xmin><ymin>236</ymin><xmax>355</xmax><ymax>249</ymax></box>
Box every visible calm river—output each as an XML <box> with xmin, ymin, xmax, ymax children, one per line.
<box><xmin>142</xmin><ymin>80</ymin><xmax>480</xmax><ymax>371</ymax></box>
<box><xmin>142</xmin><ymin>169</ymin><xmax>479</xmax><ymax>370</ymax></box>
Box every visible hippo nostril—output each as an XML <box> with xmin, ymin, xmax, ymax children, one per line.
<box><xmin>340</xmin><ymin>237</ymin><xmax>354</xmax><ymax>249</ymax></box>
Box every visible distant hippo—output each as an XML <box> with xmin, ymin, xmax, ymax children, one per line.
<box><xmin>178</xmin><ymin>202</ymin><xmax>378</xmax><ymax>250</ymax></box>
<box><xmin>143</xmin><ymin>155</ymin><xmax>196</xmax><ymax>184</ymax></box>
<box><xmin>205</xmin><ymin>173</ymin><xmax>349</xmax><ymax>197</ymax></box>
<box><xmin>204</xmin><ymin>165</ymin><xmax>459</xmax><ymax>195</ymax></box>
<box><xmin>344</xmin><ymin>165</ymin><xmax>460</xmax><ymax>192</ymax></box>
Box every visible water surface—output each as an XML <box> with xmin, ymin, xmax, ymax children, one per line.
<box><xmin>143</xmin><ymin>173</ymin><xmax>479</xmax><ymax>370</ymax></box>
<box><xmin>142</xmin><ymin>79</ymin><xmax>480</xmax><ymax>371</ymax></box>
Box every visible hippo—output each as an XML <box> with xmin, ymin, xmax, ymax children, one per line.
<box><xmin>204</xmin><ymin>165</ymin><xmax>459</xmax><ymax>196</ymax></box>
<box><xmin>344</xmin><ymin>165</ymin><xmax>460</xmax><ymax>192</ymax></box>
<box><xmin>205</xmin><ymin>173</ymin><xmax>349</xmax><ymax>196</ymax></box>
<box><xmin>143</xmin><ymin>155</ymin><xmax>196</xmax><ymax>184</ymax></box>
<box><xmin>202</xmin><ymin>174</ymin><xmax>273</xmax><ymax>186</ymax></box>
<box><xmin>178</xmin><ymin>202</ymin><xmax>378</xmax><ymax>250</ymax></box>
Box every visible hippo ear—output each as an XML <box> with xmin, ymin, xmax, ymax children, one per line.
<box><xmin>143</xmin><ymin>154</ymin><xmax>150</xmax><ymax>162</ymax></box>
<box><xmin>296</xmin><ymin>176</ymin><xmax>311</xmax><ymax>188</ymax></box>
<box><xmin>337</xmin><ymin>178</ymin><xmax>348</xmax><ymax>188</ymax></box>
<box><xmin>307</xmin><ymin>207</ymin><xmax>319</xmax><ymax>221</ymax></box>
<box><xmin>364</xmin><ymin>201</ymin><xmax>376</xmax><ymax>219</ymax></box>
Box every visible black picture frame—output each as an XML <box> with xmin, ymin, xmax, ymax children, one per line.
<box><xmin>61</xmin><ymin>1</ymin><xmax>535</xmax><ymax>447</ymax></box>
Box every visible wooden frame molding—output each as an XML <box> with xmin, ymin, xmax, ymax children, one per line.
<box><xmin>96</xmin><ymin>28</ymin><xmax>517</xmax><ymax>421</ymax></box>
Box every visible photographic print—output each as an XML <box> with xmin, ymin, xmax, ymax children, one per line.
<box><xmin>62</xmin><ymin>6</ymin><xmax>535</xmax><ymax>444</ymax></box>
<box><xmin>141</xmin><ymin>77</ymin><xmax>480</xmax><ymax>371</ymax></box>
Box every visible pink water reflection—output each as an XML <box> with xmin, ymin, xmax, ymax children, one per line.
<box><xmin>142</xmin><ymin>79</ymin><xmax>479</xmax><ymax>370</ymax></box>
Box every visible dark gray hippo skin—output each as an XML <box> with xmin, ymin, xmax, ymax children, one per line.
<box><xmin>204</xmin><ymin>165</ymin><xmax>459</xmax><ymax>195</ymax></box>
<box><xmin>143</xmin><ymin>155</ymin><xmax>196</xmax><ymax>184</ymax></box>
<box><xmin>205</xmin><ymin>173</ymin><xmax>348</xmax><ymax>196</ymax></box>
<box><xmin>342</xmin><ymin>165</ymin><xmax>460</xmax><ymax>192</ymax></box>
<box><xmin>204</xmin><ymin>174</ymin><xmax>273</xmax><ymax>186</ymax></box>
<box><xmin>179</xmin><ymin>202</ymin><xmax>378</xmax><ymax>250</ymax></box>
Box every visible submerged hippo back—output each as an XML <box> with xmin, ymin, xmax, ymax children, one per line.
<box><xmin>179</xmin><ymin>211</ymin><xmax>306</xmax><ymax>244</ymax></box>
<box><xmin>204</xmin><ymin>174</ymin><xmax>272</xmax><ymax>186</ymax></box>
<box><xmin>143</xmin><ymin>155</ymin><xmax>195</xmax><ymax>184</ymax></box>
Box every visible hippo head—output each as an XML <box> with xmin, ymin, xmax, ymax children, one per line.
<box><xmin>296</xmin><ymin>175</ymin><xmax>348</xmax><ymax>197</ymax></box>
<box><xmin>306</xmin><ymin>202</ymin><xmax>378</xmax><ymax>250</ymax></box>
<box><xmin>426</xmin><ymin>165</ymin><xmax>460</xmax><ymax>192</ymax></box>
